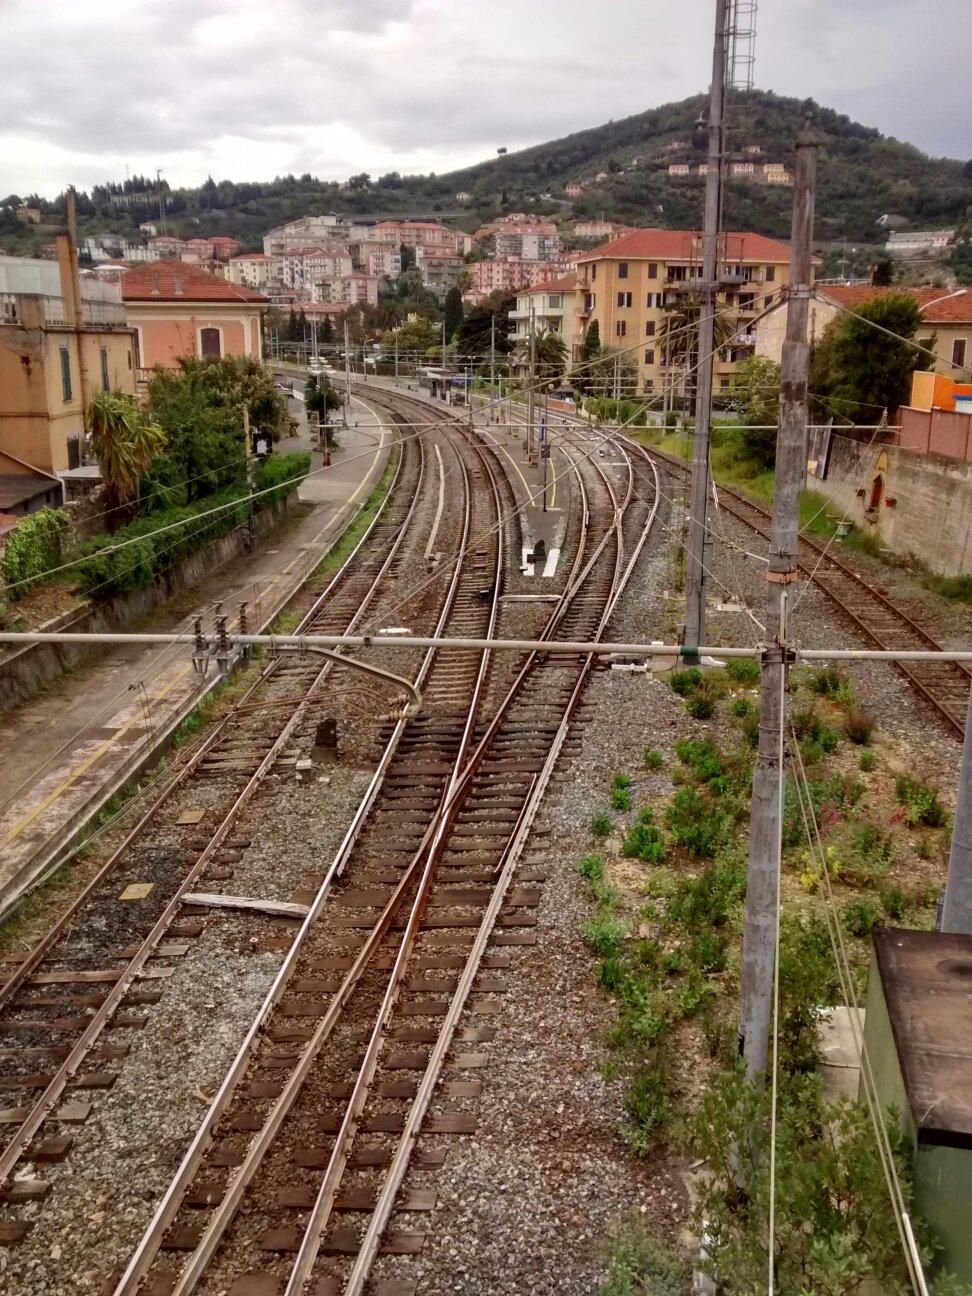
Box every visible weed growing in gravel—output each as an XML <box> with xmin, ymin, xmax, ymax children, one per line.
<box><xmin>621</xmin><ymin>808</ymin><xmax>667</xmax><ymax>864</ymax></box>
<box><xmin>842</xmin><ymin>897</ymin><xmax>881</xmax><ymax>937</ymax></box>
<box><xmin>612</xmin><ymin>771</ymin><xmax>632</xmax><ymax>790</ymax></box>
<box><xmin>808</xmin><ymin>666</ymin><xmax>856</xmax><ymax>707</ymax></box>
<box><xmin>834</xmin><ymin>817</ymin><xmax>896</xmax><ymax>886</ymax></box>
<box><xmin>792</xmin><ymin>703</ymin><xmax>840</xmax><ymax>763</ymax></box>
<box><xmin>669</xmin><ymin>667</ymin><xmax>702</xmax><ymax>696</ymax></box>
<box><xmin>881</xmin><ymin>887</ymin><xmax>906</xmax><ymax>920</ymax></box>
<box><xmin>583</xmin><ymin>914</ymin><xmax>626</xmax><ymax>959</ymax></box>
<box><xmin>843</xmin><ymin>706</ymin><xmax>875</xmax><ymax>745</ymax></box>
<box><xmin>600</xmin><ymin>1222</ymin><xmax>690</xmax><ymax>1296</ymax></box>
<box><xmin>611</xmin><ymin>785</ymin><xmax>633</xmax><ymax>812</ymax></box>
<box><xmin>859</xmin><ymin>749</ymin><xmax>877</xmax><ymax>772</ymax></box>
<box><xmin>895</xmin><ymin>772</ymin><xmax>949</xmax><ymax>828</ymax></box>
<box><xmin>730</xmin><ymin>696</ymin><xmax>753</xmax><ymax>718</ymax></box>
<box><xmin>591</xmin><ymin>810</ymin><xmax>615</xmax><ymax>838</ymax></box>
<box><xmin>643</xmin><ymin>746</ymin><xmax>665</xmax><ymax>771</ymax></box>
<box><xmin>578</xmin><ymin>852</ymin><xmax>605</xmax><ymax>883</ymax></box>
<box><xmin>684</xmin><ymin>680</ymin><xmax>718</xmax><ymax>719</ymax></box>
<box><xmin>724</xmin><ymin>656</ymin><xmax>761</xmax><ymax>684</ymax></box>
<box><xmin>622</xmin><ymin>1064</ymin><xmax>671</xmax><ymax>1154</ymax></box>
<box><xmin>664</xmin><ymin>787</ymin><xmax>730</xmax><ymax>859</ymax></box>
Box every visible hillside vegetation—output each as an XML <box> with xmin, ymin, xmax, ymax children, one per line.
<box><xmin>2</xmin><ymin>90</ymin><xmax>968</xmax><ymax>258</ymax></box>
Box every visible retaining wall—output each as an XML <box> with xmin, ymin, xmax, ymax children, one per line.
<box><xmin>0</xmin><ymin>494</ymin><xmax>295</xmax><ymax>711</ymax></box>
<box><xmin>810</xmin><ymin>433</ymin><xmax>972</xmax><ymax>576</ymax></box>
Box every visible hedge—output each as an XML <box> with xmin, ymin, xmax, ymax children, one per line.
<box><xmin>1</xmin><ymin>507</ymin><xmax>72</xmax><ymax>598</ymax></box>
<box><xmin>255</xmin><ymin>451</ymin><xmax>310</xmax><ymax>506</ymax></box>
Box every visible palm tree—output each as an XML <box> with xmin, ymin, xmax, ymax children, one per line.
<box><xmin>88</xmin><ymin>390</ymin><xmax>166</xmax><ymax>526</ymax></box>
<box><xmin>658</xmin><ymin>289</ymin><xmax>736</xmax><ymax>414</ymax></box>
<box><xmin>517</xmin><ymin>327</ymin><xmax>569</xmax><ymax>388</ymax></box>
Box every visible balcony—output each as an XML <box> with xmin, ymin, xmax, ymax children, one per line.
<box><xmin>1</xmin><ymin>292</ymin><xmax>128</xmax><ymax>329</ymax></box>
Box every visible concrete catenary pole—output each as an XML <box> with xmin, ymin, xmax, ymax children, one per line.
<box><xmin>738</xmin><ymin>124</ymin><xmax>821</xmax><ymax>1080</ymax></box>
<box><xmin>683</xmin><ymin>0</ymin><xmax>729</xmax><ymax>655</ymax></box>
<box><xmin>343</xmin><ymin>321</ymin><xmax>352</xmax><ymax>426</ymax></box>
<box><xmin>490</xmin><ymin>314</ymin><xmax>496</xmax><ymax>417</ymax></box>
<box><xmin>942</xmin><ymin>687</ymin><xmax>972</xmax><ymax>933</ymax></box>
<box><xmin>527</xmin><ymin>301</ymin><xmax>536</xmax><ymax>462</ymax></box>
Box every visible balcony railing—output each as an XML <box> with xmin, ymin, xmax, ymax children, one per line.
<box><xmin>1</xmin><ymin>292</ymin><xmax>127</xmax><ymax>328</ymax></box>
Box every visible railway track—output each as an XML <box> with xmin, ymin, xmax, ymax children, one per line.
<box><xmin>493</xmin><ymin>393</ymin><xmax>968</xmax><ymax>740</ymax></box>
<box><xmin>93</xmin><ymin>392</ymin><xmax>657</xmax><ymax>1296</ymax></box>
<box><xmin>0</xmin><ymin>401</ymin><xmax>486</xmax><ymax>1247</ymax></box>
<box><xmin>633</xmin><ymin>437</ymin><xmax>971</xmax><ymax>739</ymax></box>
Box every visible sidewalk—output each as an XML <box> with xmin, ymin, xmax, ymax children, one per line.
<box><xmin>0</xmin><ymin>393</ymin><xmax>391</xmax><ymax>914</ymax></box>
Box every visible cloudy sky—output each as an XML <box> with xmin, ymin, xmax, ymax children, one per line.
<box><xmin>2</xmin><ymin>0</ymin><xmax>968</xmax><ymax>198</ymax></box>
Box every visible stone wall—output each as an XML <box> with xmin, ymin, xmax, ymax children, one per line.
<box><xmin>810</xmin><ymin>433</ymin><xmax>972</xmax><ymax>576</ymax></box>
<box><xmin>0</xmin><ymin>494</ymin><xmax>295</xmax><ymax>711</ymax></box>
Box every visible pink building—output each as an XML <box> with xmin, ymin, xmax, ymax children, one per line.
<box><xmin>121</xmin><ymin>261</ymin><xmax>266</xmax><ymax>372</ymax></box>
<box><xmin>371</xmin><ymin>220</ymin><xmax>470</xmax><ymax>256</ymax></box>
<box><xmin>468</xmin><ymin>257</ymin><xmax>575</xmax><ymax>300</ymax></box>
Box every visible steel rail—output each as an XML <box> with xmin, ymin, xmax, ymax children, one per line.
<box><xmin>341</xmin><ymin>428</ymin><xmax>659</xmax><ymax>1295</ymax></box>
<box><xmin>0</xmin><ymin>422</ymin><xmax>422</xmax><ymax>1186</ymax></box>
<box><xmin>0</xmin><ymin>424</ymin><xmax>410</xmax><ymax>1003</ymax></box>
<box><xmin>111</xmin><ymin>397</ymin><xmax>498</xmax><ymax>1295</ymax></box>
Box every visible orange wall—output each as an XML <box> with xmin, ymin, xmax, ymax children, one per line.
<box><xmin>125</xmin><ymin>305</ymin><xmax>262</xmax><ymax>370</ymax></box>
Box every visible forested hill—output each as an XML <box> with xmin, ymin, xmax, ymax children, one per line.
<box><xmin>2</xmin><ymin>90</ymin><xmax>969</xmax><ymax>256</ymax></box>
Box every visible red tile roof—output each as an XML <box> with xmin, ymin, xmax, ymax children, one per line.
<box><xmin>576</xmin><ymin>227</ymin><xmax>792</xmax><ymax>264</ymax></box>
<box><xmin>526</xmin><ymin>274</ymin><xmax>578</xmax><ymax>294</ymax></box>
<box><xmin>121</xmin><ymin>260</ymin><xmax>267</xmax><ymax>303</ymax></box>
<box><xmin>819</xmin><ymin>284</ymin><xmax>972</xmax><ymax>324</ymax></box>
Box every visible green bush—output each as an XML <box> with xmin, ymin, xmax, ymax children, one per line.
<box><xmin>809</xmin><ymin>666</ymin><xmax>855</xmax><ymax>705</ymax></box>
<box><xmin>665</xmin><ymin>854</ymin><xmax>745</xmax><ymax>932</ymax></box>
<box><xmin>578</xmin><ymin>853</ymin><xmax>605</xmax><ymax>883</ymax></box>
<box><xmin>895</xmin><ymin>773</ymin><xmax>949</xmax><ymax>828</ymax></box>
<box><xmin>842</xmin><ymin>897</ymin><xmax>881</xmax><ymax>937</ymax></box>
<box><xmin>859</xmin><ymin>749</ymin><xmax>877</xmax><ymax>772</ymax></box>
<box><xmin>689</xmin><ymin>930</ymin><xmax>727</xmax><ymax>974</ymax></box>
<box><xmin>643</xmin><ymin>746</ymin><xmax>664</xmax><ymax>771</ymax></box>
<box><xmin>843</xmin><ymin>706</ymin><xmax>875</xmax><ymax>745</ymax></box>
<box><xmin>836</xmin><ymin>817</ymin><xmax>895</xmax><ymax>886</ymax></box>
<box><xmin>881</xmin><ymin>887</ymin><xmax>906</xmax><ymax>920</ymax></box>
<box><xmin>1</xmin><ymin>506</ymin><xmax>71</xmax><ymax>597</ymax></box>
<box><xmin>724</xmin><ymin>656</ymin><xmax>761</xmax><ymax>684</ymax></box>
<box><xmin>684</xmin><ymin>682</ymin><xmax>718</xmax><ymax>719</ymax></box>
<box><xmin>669</xmin><ymin>667</ymin><xmax>703</xmax><ymax>696</ymax></box>
<box><xmin>582</xmin><ymin>915</ymin><xmax>626</xmax><ymax>958</ymax></box>
<box><xmin>622</xmin><ymin>1065</ymin><xmax>671</xmax><ymax>1153</ymax></box>
<box><xmin>612</xmin><ymin>771</ymin><xmax>632</xmax><ymax>790</ymax></box>
<box><xmin>621</xmin><ymin>809</ymin><xmax>667</xmax><ymax>864</ymax></box>
<box><xmin>600</xmin><ymin>1223</ymin><xmax>690</xmax><ymax>1296</ymax></box>
<box><xmin>664</xmin><ymin>787</ymin><xmax>730</xmax><ymax>858</ymax></box>
<box><xmin>730</xmin><ymin>696</ymin><xmax>753</xmax><ymax>718</ymax></box>
<box><xmin>611</xmin><ymin>786</ymin><xmax>632</xmax><ymax>811</ymax></box>
<box><xmin>254</xmin><ymin>451</ymin><xmax>310</xmax><ymax>505</ymax></box>
<box><xmin>591</xmin><ymin>811</ymin><xmax>614</xmax><ymax>839</ymax></box>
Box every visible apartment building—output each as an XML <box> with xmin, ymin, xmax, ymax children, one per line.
<box><xmin>370</xmin><ymin>220</ymin><xmax>470</xmax><ymax>256</ymax></box>
<box><xmin>493</xmin><ymin>222</ymin><xmax>561</xmax><ymax>261</ymax></box>
<box><xmin>350</xmin><ymin>240</ymin><xmax>401</xmax><ymax>279</ymax></box>
<box><xmin>573</xmin><ymin>220</ymin><xmax>633</xmax><ymax>240</ymax></box>
<box><xmin>279</xmin><ymin>246</ymin><xmax>354</xmax><ymax>294</ymax></box>
<box><xmin>576</xmin><ymin>227</ymin><xmax>792</xmax><ymax>397</ymax></box>
<box><xmin>263</xmin><ymin>215</ymin><xmax>348</xmax><ymax>256</ymax></box>
<box><xmin>415</xmin><ymin>247</ymin><xmax>463</xmax><ymax>298</ymax></box>
<box><xmin>0</xmin><ymin>249</ymin><xmax>136</xmax><ymax>483</ymax></box>
<box><xmin>226</xmin><ymin>253</ymin><xmax>278</xmax><ymax>290</ymax></box>
<box><xmin>311</xmin><ymin>273</ymin><xmax>380</xmax><ymax>308</ymax></box>
<box><xmin>508</xmin><ymin>275</ymin><xmax>583</xmax><ymax>363</ymax></box>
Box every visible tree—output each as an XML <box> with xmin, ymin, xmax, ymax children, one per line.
<box><xmin>517</xmin><ymin>327</ymin><xmax>568</xmax><ymax>386</ymax></box>
<box><xmin>731</xmin><ymin>355</ymin><xmax>781</xmax><ymax>466</ymax></box>
<box><xmin>347</xmin><ymin>172</ymin><xmax>371</xmax><ymax>192</ymax></box>
<box><xmin>580</xmin><ymin>319</ymin><xmax>601</xmax><ymax>363</ymax></box>
<box><xmin>871</xmin><ymin>258</ymin><xmax>894</xmax><ymax>287</ymax></box>
<box><xmin>145</xmin><ymin>357</ymin><xmax>288</xmax><ymax>503</ymax></box>
<box><xmin>391</xmin><ymin>315</ymin><xmax>439</xmax><ymax>359</ymax></box>
<box><xmin>810</xmin><ymin>291</ymin><xmax>923</xmax><ymax>422</ymax></box>
<box><xmin>456</xmin><ymin>291</ymin><xmax>515</xmax><ymax>360</ymax></box>
<box><xmin>400</xmin><ymin>244</ymin><xmax>416</xmax><ymax>272</ymax></box>
<box><xmin>88</xmin><ymin>391</ymin><xmax>167</xmax><ymax>526</ymax></box>
<box><xmin>443</xmin><ymin>286</ymin><xmax>464</xmax><ymax>340</ymax></box>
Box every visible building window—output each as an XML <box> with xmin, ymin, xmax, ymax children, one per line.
<box><xmin>765</xmin><ymin>265</ymin><xmax>776</xmax><ymax>282</ymax></box>
<box><xmin>547</xmin><ymin>294</ymin><xmax>562</xmax><ymax>308</ymax></box>
<box><xmin>646</xmin><ymin>292</ymin><xmax>663</xmax><ymax>309</ymax></box>
<box><xmin>720</xmin><ymin>377</ymin><xmax>731</xmax><ymax>389</ymax></box>
<box><xmin>591</xmin><ymin>264</ymin><xmax>597</xmax><ymax>281</ymax></box>
<box><xmin>584</xmin><ymin>293</ymin><xmax>596</xmax><ymax>313</ymax></box>
<box><xmin>100</xmin><ymin>346</ymin><xmax>110</xmax><ymax>391</ymax></box>
<box><xmin>618</xmin><ymin>261</ymin><xmax>629</xmax><ymax>279</ymax></box>
<box><xmin>615</xmin><ymin>321</ymin><xmax>627</xmax><ymax>338</ymax></box>
<box><xmin>644</xmin><ymin>349</ymin><xmax>655</xmax><ymax>365</ymax></box>
<box><xmin>647</xmin><ymin>262</ymin><xmax>658</xmax><ymax>279</ymax></box>
<box><xmin>59</xmin><ymin>346</ymin><xmax>72</xmax><ymax>401</ymax></box>
<box><xmin>199</xmin><ymin>327</ymin><xmax>222</xmax><ymax>359</ymax></box>
<box><xmin>617</xmin><ymin>291</ymin><xmax>632</xmax><ymax>308</ymax></box>
<box><xmin>645</xmin><ymin>321</ymin><xmax>656</xmax><ymax>337</ymax></box>
<box><xmin>643</xmin><ymin>378</ymin><xmax>654</xmax><ymax>392</ymax></box>
<box><xmin>952</xmin><ymin>338</ymin><xmax>967</xmax><ymax>368</ymax></box>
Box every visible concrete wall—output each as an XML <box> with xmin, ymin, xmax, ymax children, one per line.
<box><xmin>810</xmin><ymin>432</ymin><xmax>972</xmax><ymax>576</ymax></box>
<box><xmin>899</xmin><ymin>406</ymin><xmax>972</xmax><ymax>462</ymax></box>
<box><xmin>126</xmin><ymin>303</ymin><xmax>262</xmax><ymax>370</ymax></box>
<box><xmin>0</xmin><ymin>493</ymin><xmax>294</xmax><ymax>712</ymax></box>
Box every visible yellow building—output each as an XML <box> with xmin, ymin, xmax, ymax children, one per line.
<box><xmin>576</xmin><ymin>228</ymin><xmax>792</xmax><ymax>399</ymax></box>
<box><xmin>0</xmin><ymin>243</ymin><xmax>137</xmax><ymax>487</ymax></box>
<box><xmin>509</xmin><ymin>275</ymin><xmax>584</xmax><ymax>375</ymax></box>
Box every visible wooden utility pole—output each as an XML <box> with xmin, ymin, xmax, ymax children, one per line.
<box><xmin>738</xmin><ymin>123</ymin><xmax>821</xmax><ymax>1079</ymax></box>
<box><xmin>942</xmin><ymin>688</ymin><xmax>972</xmax><ymax>932</ymax></box>
<box><xmin>527</xmin><ymin>301</ymin><xmax>536</xmax><ymax>462</ymax></box>
<box><xmin>684</xmin><ymin>0</ymin><xmax>729</xmax><ymax>655</ymax></box>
